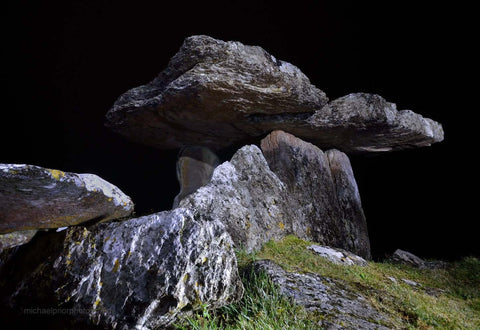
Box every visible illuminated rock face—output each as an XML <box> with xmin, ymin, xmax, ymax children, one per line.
<box><xmin>3</xmin><ymin>208</ymin><xmax>243</xmax><ymax>329</ymax></box>
<box><xmin>0</xmin><ymin>164</ymin><xmax>134</xmax><ymax>234</ymax></box>
<box><xmin>105</xmin><ymin>35</ymin><xmax>443</xmax><ymax>153</ymax></box>
<box><xmin>179</xmin><ymin>131</ymin><xmax>371</xmax><ymax>259</ymax></box>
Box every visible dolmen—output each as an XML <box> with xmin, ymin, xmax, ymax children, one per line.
<box><xmin>1</xmin><ymin>35</ymin><xmax>444</xmax><ymax>329</ymax></box>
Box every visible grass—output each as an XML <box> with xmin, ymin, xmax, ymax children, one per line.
<box><xmin>175</xmin><ymin>235</ymin><xmax>480</xmax><ymax>329</ymax></box>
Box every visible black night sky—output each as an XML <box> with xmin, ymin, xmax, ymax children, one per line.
<box><xmin>3</xmin><ymin>1</ymin><xmax>477</xmax><ymax>260</ymax></box>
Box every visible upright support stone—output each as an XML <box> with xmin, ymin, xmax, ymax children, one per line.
<box><xmin>173</xmin><ymin>146</ymin><xmax>220</xmax><ymax>208</ymax></box>
<box><xmin>261</xmin><ymin>130</ymin><xmax>371</xmax><ymax>259</ymax></box>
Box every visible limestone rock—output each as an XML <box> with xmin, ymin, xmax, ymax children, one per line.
<box><xmin>0</xmin><ymin>164</ymin><xmax>134</xmax><ymax>233</ymax></box>
<box><xmin>173</xmin><ymin>146</ymin><xmax>220</xmax><ymax>208</ymax></box>
<box><xmin>307</xmin><ymin>245</ymin><xmax>368</xmax><ymax>266</ymax></box>
<box><xmin>2</xmin><ymin>208</ymin><xmax>243</xmax><ymax>329</ymax></box>
<box><xmin>0</xmin><ymin>230</ymin><xmax>37</xmax><ymax>252</ymax></box>
<box><xmin>389</xmin><ymin>249</ymin><xmax>426</xmax><ymax>268</ymax></box>
<box><xmin>252</xmin><ymin>259</ymin><xmax>396</xmax><ymax>329</ymax></box>
<box><xmin>180</xmin><ymin>132</ymin><xmax>371</xmax><ymax>258</ymax></box>
<box><xmin>105</xmin><ymin>35</ymin><xmax>443</xmax><ymax>153</ymax></box>
<box><xmin>261</xmin><ymin>130</ymin><xmax>370</xmax><ymax>258</ymax></box>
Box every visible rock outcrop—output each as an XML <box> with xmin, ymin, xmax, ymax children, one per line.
<box><xmin>252</xmin><ymin>259</ymin><xmax>396</xmax><ymax>329</ymax></box>
<box><xmin>1</xmin><ymin>208</ymin><xmax>243</xmax><ymax>329</ymax></box>
<box><xmin>105</xmin><ymin>35</ymin><xmax>443</xmax><ymax>153</ymax></box>
<box><xmin>0</xmin><ymin>164</ymin><xmax>134</xmax><ymax>234</ymax></box>
<box><xmin>179</xmin><ymin>131</ymin><xmax>371</xmax><ymax>259</ymax></box>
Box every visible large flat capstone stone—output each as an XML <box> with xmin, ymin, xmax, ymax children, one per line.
<box><xmin>0</xmin><ymin>164</ymin><xmax>134</xmax><ymax>234</ymax></box>
<box><xmin>105</xmin><ymin>35</ymin><xmax>443</xmax><ymax>153</ymax></box>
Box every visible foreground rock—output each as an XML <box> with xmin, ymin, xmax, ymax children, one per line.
<box><xmin>0</xmin><ymin>164</ymin><xmax>134</xmax><ymax>234</ymax></box>
<box><xmin>252</xmin><ymin>260</ymin><xmax>396</xmax><ymax>329</ymax></box>
<box><xmin>1</xmin><ymin>208</ymin><xmax>243</xmax><ymax>329</ymax></box>
<box><xmin>179</xmin><ymin>131</ymin><xmax>371</xmax><ymax>259</ymax></box>
<box><xmin>106</xmin><ymin>35</ymin><xmax>443</xmax><ymax>153</ymax></box>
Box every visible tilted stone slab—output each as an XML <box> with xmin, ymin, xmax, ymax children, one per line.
<box><xmin>0</xmin><ymin>164</ymin><xmax>134</xmax><ymax>233</ymax></box>
<box><xmin>2</xmin><ymin>208</ymin><xmax>243</xmax><ymax>329</ymax></box>
<box><xmin>106</xmin><ymin>35</ymin><xmax>443</xmax><ymax>153</ymax></box>
<box><xmin>252</xmin><ymin>260</ymin><xmax>397</xmax><ymax>329</ymax></box>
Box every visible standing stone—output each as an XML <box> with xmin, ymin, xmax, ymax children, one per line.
<box><xmin>173</xmin><ymin>146</ymin><xmax>220</xmax><ymax>208</ymax></box>
<box><xmin>0</xmin><ymin>164</ymin><xmax>134</xmax><ymax>233</ymax></box>
<box><xmin>179</xmin><ymin>131</ymin><xmax>371</xmax><ymax>259</ymax></box>
<box><xmin>261</xmin><ymin>130</ymin><xmax>371</xmax><ymax>259</ymax></box>
<box><xmin>1</xmin><ymin>208</ymin><xmax>243</xmax><ymax>329</ymax></box>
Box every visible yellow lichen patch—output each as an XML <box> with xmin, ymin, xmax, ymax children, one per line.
<box><xmin>94</xmin><ymin>299</ymin><xmax>101</xmax><ymax>307</ymax></box>
<box><xmin>245</xmin><ymin>220</ymin><xmax>251</xmax><ymax>229</ymax></box>
<box><xmin>104</xmin><ymin>236</ymin><xmax>110</xmax><ymax>243</ymax></box>
<box><xmin>108</xmin><ymin>198</ymin><xmax>113</xmax><ymax>202</ymax></box>
<box><xmin>201</xmin><ymin>256</ymin><xmax>208</xmax><ymax>264</ymax></box>
<box><xmin>278</xmin><ymin>222</ymin><xmax>285</xmax><ymax>230</ymax></box>
<box><xmin>47</xmin><ymin>169</ymin><xmax>65</xmax><ymax>180</ymax></box>
<box><xmin>9</xmin><ymin>169</ymin><xmax>18</xmax><ymax>175</ymax></box>
<box><xmin>112</xmin><ymin>259</ymin><xmax>120</xmax><ymax>273</ymax></box>
<box><xmin>183</xmin><ymin>273</ymin><xmax>189</xmax><ymax>283</ymax></box>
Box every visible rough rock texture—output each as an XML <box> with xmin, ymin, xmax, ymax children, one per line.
<box><xmin>389</xmin><ymin>249</ymin><xmax>426</xmax><ymax>268</ymax></box>
<box><xmin>105</xmin><ymin>35</ymin><xmax>443</xmax><ymax>153</ymax></box>
<box><xmin>180</xmin><ymin>133</ymin><xmax>371</xmax><ymax>259</ymax></box>
<box><xmin>0</xmin><ymin>230</ymin><xmax>37</xmax><ymax>252</ymax></box>
<box><xmin>0</xmin><ymin>164</ymin><xmax>134</xmax><ymax>233</ymax></box>
<box><xmin>173</xmin><ymin>146</ymin><xmax>220</xmax><ymax>208</ymax></box>
<box><xmin>252</xmin><ymin>260</ymin><xmax>396</xmax><ymax>329</ymax></box>
<box><xmin>1</xmin><ymin>208</ymin><xmax>243</xmax><ymax>329</ymax></box>
<box><xmin>261</xmin><ymin>130</ymin><xmax>370</xmax><ymax>258</ymax></box>
<box><xmin>307</xmin><ymin>245</ymin><xmax>368</xmax><ymax>266</ymax></box>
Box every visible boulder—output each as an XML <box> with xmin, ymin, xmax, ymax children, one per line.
<box><xmin>105</xmin><ymin>35</ymin><xmax>443</xmax><ymax>153</ymax></box>
<box><xmin>173</xmin><ymin>146</ymin><xmax>220</xmax><ymax>208</ymax></box>
<box><xmin>1</xmin><ymin>208</ymin><xmax>243</xmax><ymax>329</ymax></box>
<box><xmin>0</xmin><ymin>230</ymin><xmax>37</xmax><ymax>252</ymax></box>
<box><xmin>261</xmin><ymin>130</ymin><xmax>371</xmax><ymax>258</ymax></box>
<box><xmin>307</xmin><ymin>245</ymin><xmax>368</xmax><ymax>266</ymax></box>
<box><xmin>179</xmin><ymin>131</ymin><xmax>371</xmax><ymax>258</ymax></box>
<box><xmin>0</xmin><ymin>164</ymin><xmax>134</xmax><ymax>234</ymax></box>
<box><xmin>389</xmin><ymin>249</ymin><xmax>426</xmax><ymax>268</ymax></box>
<box><xmin>251</xmin><ymin>259</ymin><xmax>396</xmax><ymax>329</ymax></box>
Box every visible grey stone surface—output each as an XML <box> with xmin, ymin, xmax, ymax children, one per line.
<box><xmin>390</xmin><ymin>249</ymin><xmax>426</xmax><ymax>268</ymax></box>
<box><xmin>0</xmin><ymin>164</ymin><xmax>134</xmax><ymax>234</ymax></box>
<box><xmin>261</xmin><ymin>130</ymin><xmax>370</xmax><ymax>258</ymax></box>
<box><xmin>180</xmin><ymin>132</ymin><xmax>371</xmax><ymax>258</ymax></box>
<box><xmin>307</xmin><ymin>245</ymin><xmax>368</xmax><ymax>266</ymax></box>
<box><xmin>2</xmin><ymin>208</ymin><xmax>243</xmax><ymax>329</ymax></box>
<box><xmin>252</xmin><ymin>259</ymin><xmax>396</xmax><ymax>329</ymax></box>
<box><xmin>0</xmin><ymin>230</ymin><xmax>37</xmax><ymax>252</ymax></box>
<box><xmin>173</xmin><ymin>146</ymin><xmax>220</xmax><ymax>208</ymax></box>
<box><xmin>106</xmin><ymin>34</ymin><xmax>327</xmax><ymax>151</ymax></box>
<box><xmin>105</xmin><ymin>35</ymin><xmax>443</xmax><ymax>153</ymax></box>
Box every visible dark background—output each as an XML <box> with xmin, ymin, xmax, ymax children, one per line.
<box><xmin>3</xmin><ymin>0</ymin><xmax>477</xmax><ymax>260</ymax></box>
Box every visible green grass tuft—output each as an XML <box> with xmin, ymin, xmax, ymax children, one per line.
<box><xmin>174</xmin><ymin>235</ymin><xmax>480</xmax><ymax>329</ymax></box>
